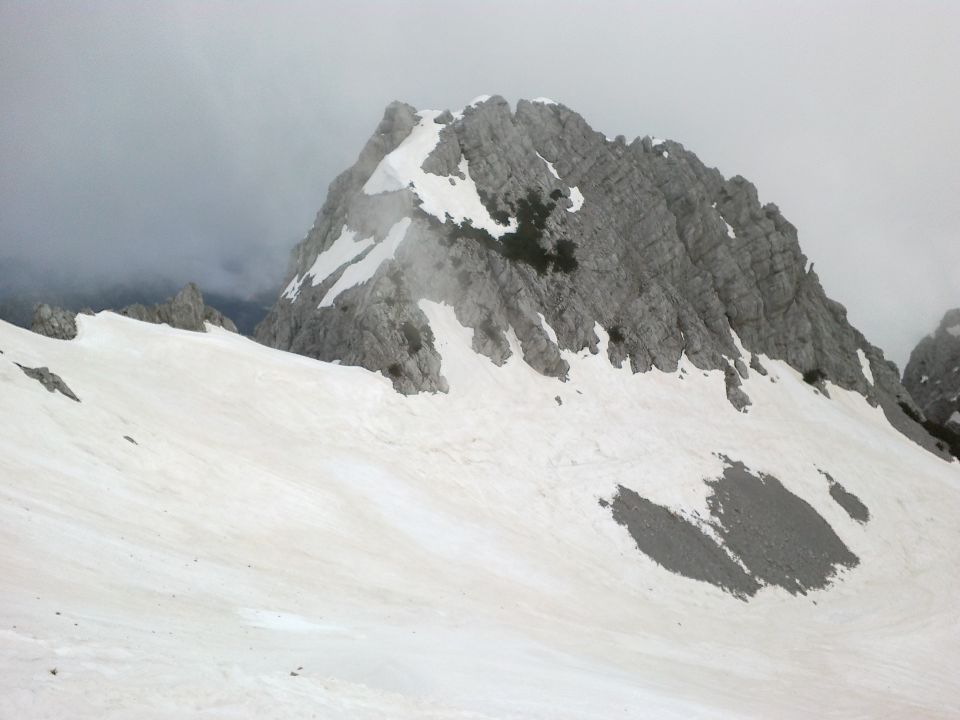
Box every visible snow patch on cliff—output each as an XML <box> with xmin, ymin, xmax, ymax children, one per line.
<box><xmin>283</xmin><ymin>226</ymin><xmax>375</xmax><ymax>301</ymax></box>
<box><xmin>363</xmin><ymin>110</ymin><xmax>516</xmax><ymax>238</ymax></box>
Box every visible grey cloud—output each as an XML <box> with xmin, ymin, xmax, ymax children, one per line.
<box><xmin>1</xmin><ymin>1</ymin><xmax>957</xmax><ymax>365</ymax></box>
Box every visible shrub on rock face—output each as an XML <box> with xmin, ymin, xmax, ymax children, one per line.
<box><xmin>387</xmin><ymin>363</ymin><xmax>403</xmax><ymax>378</ymax></box>
<box><xmin>803</xmin><ymin>369</ymin><xmax>827</xmax><ymax>385</ymax></box>
<box><xmin>445</xmin><ymin>188</ymin><xmax>579</xmax><ymax>275</ymax></box>
<box><xmin>552</xmin><ymin>239</ymin><xmax>578</xmax><ymax>274</ymax></box>
<box><xmin>608</xmin><ymin>326</ymin><xmax>625</xmax><ymax>344</ymax></box>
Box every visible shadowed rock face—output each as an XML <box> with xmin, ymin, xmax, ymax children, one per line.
<box><xmin>606</xmin><ymin>457</ymin><xmax>860</xmax><ymax>598</ymax></box>
<box><xmin>904</xmin><ymin>308</ymin><xmax>960</xmax><ymax>429</ymax></box>
<box><xmin>255</xmin><ymin>95</ymin><xmax>941</xmax><ymax>455</ymax></box>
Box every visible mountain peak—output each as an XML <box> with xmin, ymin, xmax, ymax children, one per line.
<box><xmin>255</xmin><ymin>96</ymin><xmax>947</xmax><ymax>458</ymax></box>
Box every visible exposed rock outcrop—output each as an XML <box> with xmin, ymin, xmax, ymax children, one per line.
<box><xmin>255</xmin><ymin>95</ymin><xmax>939</xmax><ymax>455</ymax></box>
<box><xmin>118</xmin><ymin>283</ymin><xmax>238</xmax><ymax>333</ymax></box>
<box><xmin>30</xmin><ymin>283</ymin><xmax>238</xmax><ymax>338</ymax></box>
<box><xmin>903</xmin><ymin>308</ymin><xmax>960</xmax><ymax>429</ymax></box>
<box><xmin>16</xmin><ymin>364</ymin><xmax>80</xmax><ymax>402</ymax></box>
<box><xmin>31</xmin><ymin>304</ymin><xmax>80</xmax><ymax>340</ymax></box>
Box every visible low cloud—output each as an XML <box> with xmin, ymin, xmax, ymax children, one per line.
<box><xmin>2</xmin><ymin>1</ymin><xmax>957</xmax><ymax>364</ymax></box>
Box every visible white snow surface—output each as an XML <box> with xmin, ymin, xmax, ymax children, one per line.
<box><xmin>536</xmin><ymin>312</ymin><xmax>559</xmax><ymax>346</ymax></box>
<box><xmin>535</xmin><ymin>152</ymin><xmax>583</xmax><ymax>213</ymax></box>
<box><xmin>2</xmin><ymin>310</ymin><xmax>960</xmax><ymax>719</ymax></box>
<box><xmin>535</xmin><ymin>152</ymin><xmax>561</xmax><ymax>180</ymax></box>
<box><xmin>711</xmin><ymin>204</ymin><xmax>736</xmax><ymax>239</ymax></box>
<box><xmin>948</xmin><ymin>411</ymin><xmax>960</xmax><ymax>427</ymax></box>
<box><xmin>363</xmin><ymin>110</ymin><xmax>516</xmax><ymax>238</ymax></box>
<box><xmin>857</xmin><ymin>348</ymin><xmax>874</xmax><ymax>385</ymax></box>
<box><xmin>320</xmin><ymin>218</ymin><xmax>412</xmax><ymax>308</ymax></box>
<box><xmin>531</xmin><ymin>97</ymin><xmax>557</xmax><ymax>105</ymax></box>
<box><xmin>947</xmin><ymin>324</ymin><xmax>960</xmax><ymax>337</ymax></box>
<box><xmin>283</xmin><ymin>225</ymin><xmax>376</xmax><ymax>301</ymax></box>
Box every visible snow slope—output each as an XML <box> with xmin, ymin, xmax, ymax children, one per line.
<box><xmin>2</xmin><ymin>311</ymin><xmax>959</xmax><ymax>719</ymax></box>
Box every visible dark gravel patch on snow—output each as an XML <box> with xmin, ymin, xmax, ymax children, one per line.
<box><xmin>606</xmin><ymin>455</ymin><xmax>860</xmax><ymax>598</ymax></box>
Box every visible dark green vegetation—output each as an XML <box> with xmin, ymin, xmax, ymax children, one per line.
<box><xmin>477</xmin><ymin>188</ymin><xmax>511</xmax><ymax>226</ymax></box>
<box><xmin>803</xmin><ymin>368</ymin><xmax>827</xmax><ymax>385</ymax></box>
<box><xmin>445</xmin><ymin>189</ymin><xmax>579</xmax><ymax>275</ymax></box>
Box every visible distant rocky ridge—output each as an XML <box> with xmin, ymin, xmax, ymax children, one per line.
<box><xmin>903</xmin><ymin>309</ymin><xmax>960</xmax><ymax>456</ymax></box>
<box><xmin>255</xmin><ymin>95</ymin><xmax>948</xmax><ymax>458</ymax></box>
<box><xmin>1</xmin><ymin>280</ymin><xmax>271</xmax><ymax>337</ymax></box>
<box><xmin>31</xmin><ymin>283</ymin><xmax>237</xmax><ymax>339</ymax></box>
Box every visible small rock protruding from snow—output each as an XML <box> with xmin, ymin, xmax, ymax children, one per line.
<box><xmin>16</xmin><ymin>364</ymin><xmax>80</xmax><ymax>402</ymax></box>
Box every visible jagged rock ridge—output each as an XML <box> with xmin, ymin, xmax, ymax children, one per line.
<box><xmin>31</xmin><ymin>283</ymin><xmax>238</xmax><ymax>339</ymax></box>
<box><xmin>255</xmin><ymin>95</ymin><xmax>943</xmax><ymax>457</ymax></box>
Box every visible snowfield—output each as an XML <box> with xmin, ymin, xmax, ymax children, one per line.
<box><xmin>1</xmin><ymin>311</ymin><xmax>959</xmax><ymax>719</ymax></box>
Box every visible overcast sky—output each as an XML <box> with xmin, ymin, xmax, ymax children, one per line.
<box><xmin>1</xmin><ymin>1</ymin><xmax>958</xmax><ymax>366</ymax></box>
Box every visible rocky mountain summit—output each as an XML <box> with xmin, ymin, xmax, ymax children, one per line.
<box><xmin>255</xmin><ymin>95</ymin><xmax>945</xmax><ymax>457</ymax></box>
<box><xmin>31</xmin><ymin>282</ymin><xmax>237</xmax><ymax>339</ymax></box>
<box><xmin>903</xmin><ymin>308</ymin><xmax>960</xmax><ymax>434</ymax></box>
